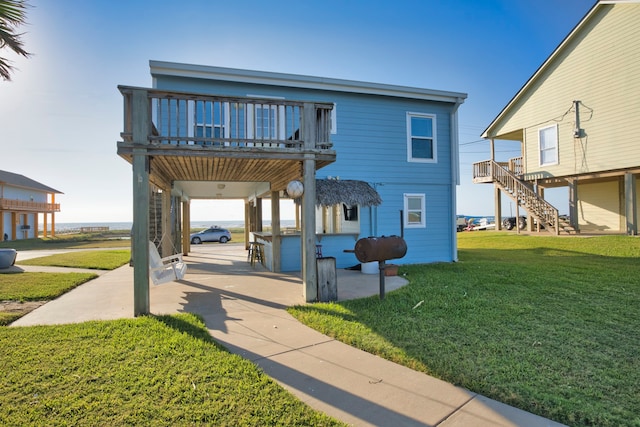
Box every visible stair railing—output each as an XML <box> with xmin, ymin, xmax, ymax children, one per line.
<box><xmin>487</xmin><ymin>160</ymin><xmax>559</xmax><ymax>235</ymax></box>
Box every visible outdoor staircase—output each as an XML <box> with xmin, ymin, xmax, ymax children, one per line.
<box><xmin>474</xmin><ymin>160</ymin><xmax>569</xmax><ymax>235</ymax></box>
<box><xmin>557</xmin><ymin>216</ymin><xmax>577</xmax><ymax>235</ymax></box>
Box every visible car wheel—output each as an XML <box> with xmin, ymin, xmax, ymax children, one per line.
<box><xmin>219</xmin><ymin>236</ymin><xmax>229</xmax><ymax>244</ymax></box>
<box><xmin>503</xmin><ymin>219</ymin><xmax>514</xmax><ymax>230</ymax></box>
<box><xmin>192</xmin><ymin>237</ymin><xmax>201</xmax><ymax>244</ymax></box>
<box><xmin>518</xmin><ymin>218</ymin><xmax>527</xmax><ymax>230</ymax></box>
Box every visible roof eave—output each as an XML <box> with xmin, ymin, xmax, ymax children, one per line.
<box><xmin>150</xmin><ymin>60</ymin><xmax>467</xmax><ymax>104</ymax></box>
<box><xmin>481</xmin><ymin>0</ymin><xmax>613</xmax><ymax>139</ymax></box>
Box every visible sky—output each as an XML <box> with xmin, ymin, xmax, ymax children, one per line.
<box><xmin>0</xmin><ymin>0</ymin><xmax>596</xmax><ymax>223</ymax></box>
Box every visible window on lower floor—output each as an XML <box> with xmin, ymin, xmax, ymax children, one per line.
<box><xmin>539</xmin><ymin>124</ymin><xmax>558</xmax><ymax>166</ymax></box>
<box><xmin>316</xmin><ymin>204</ymin><xmax>360</xmax><ymax>234</ymax></box>
<box><xmin>404</xmin><ymin>193</ymin><xmax>426</xmax><ymax>228</ymax></box>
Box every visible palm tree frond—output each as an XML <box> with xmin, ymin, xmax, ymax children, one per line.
<box><xmin>0</xmin><ymin>0</ymin><xmax>31</xmax><ymax>81</ymax></box>
<box><xmin>0</xmin><ymin>0</ymin><xmax>29</xmax><ymax>27</ymax></box>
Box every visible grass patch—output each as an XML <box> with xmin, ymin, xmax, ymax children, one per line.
<box><xmin>17</xmin><ymin>250</ymin><xmax>130</xmax><ymax>270</ymax></box>
<box><xmin>0</xmin><ymin>313</ymin><xmax>344</xmax><ymax>426</ymax></box>
<box><xmin>289</xmin><ymin>233</ymin><xmax>640</xmax><ymax>427</ymax></box>
<box><xmin>0</xmin><ymin>272</ymin><xmax>97</xmax><ymax>326</ymax></box>
<box><xmin>0</xmin><ymin>235</ymin><xmax>130</xmax><ymax>250</ymax></box>
<box><xmin>0</xmin><ymin>272</ymin><xmax>97</xmax><ymax>301</ymax></box>
<box><xmin>0</xmin><ymin>309</ymin><xmax>33</xmax><ymax>325</ymax></box>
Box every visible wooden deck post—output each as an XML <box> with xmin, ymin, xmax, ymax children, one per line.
<box><xmin>50</xmin><ymin>194</ymin><xmax>56</xmax><ymax>237</ymax></box>
<box><xmin>244</xmin><ymin>201</ymin><xmax>251</xmax><ymax>250</ymax></box>
<box><xmin>568</xmin><ymin>178</ymin><xmax>579</xmax><ymax>232</ymax></box>
<box><xmin>271</xmin><ymin>190</ymin><xmax>281</xmax><ymax>272</ymax></box>
<box><xmin>302</xmin><ymin>103</ymin><xmax>318</xmax><ymax>302</ymax></box>
<box><xmin>625</xmin><ymin>173</ymin><xmax>637</xmax><ymax>235</ymax></box>
<box><xmin>494</xmin><ymin>185</ymin><xmax>502</xmax><ymax>231</ymax></box>
<box><xmin>182</xmin><ymin>200</ymin><xmax>190</xmax><ymax>255</ymax></box>
<box><xmin>131</xmin><ymin>89</ymin><xmax>150</xmax><ymax>316</ymax></box>
<box><xmin>42</xmin><ymin>213</ymin><xmax>48</xmax><ymax>238</ymax></box>
<box><xmin>256</xmin><ymin>198</ymin><xmax>263</xmax><ymax>231</ymax></box>
<box><xmin>161</xmin><ymin>190</ymin><xmax>171</xmax><ymax>257</ymax></box>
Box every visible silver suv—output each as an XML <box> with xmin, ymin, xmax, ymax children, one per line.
<box><xmin>190</xmin><ymin>226</ymin><xmax>232</xmax><ymax>244</ymax></box>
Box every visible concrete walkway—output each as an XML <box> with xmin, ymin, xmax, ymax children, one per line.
<box><xmin>8</xmin><ymin>244</ymin><xmax>565</xmax><ymax>427</ymax></box>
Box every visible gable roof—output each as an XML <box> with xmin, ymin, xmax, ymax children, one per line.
<box><xmin>482</xmin><ymin>0</ymin><xmax>638</xmax><ymax>138</ymax></box>
<box><xmin>0</xmin><ymin>170</ymin><xmax>62</xmax><ymax>194</ymax></box>
<box><xmin>150</xmin><ymin>61</ymin><xmax>467</xmax><ymax>105</ymax></box>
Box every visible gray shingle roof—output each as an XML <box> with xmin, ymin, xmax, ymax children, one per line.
<box><xmin>0</xmin><ymin>170</ymin><xmax>62</xmax><ymax>194</ymax></box>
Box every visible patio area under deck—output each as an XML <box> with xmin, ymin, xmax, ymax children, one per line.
<box><xmin>117</xmin><ymin>86</ymin><xmax>336</xmax><ymax>314</ymax></box>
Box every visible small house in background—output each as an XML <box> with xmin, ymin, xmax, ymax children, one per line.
<box><xmin>0</xmin><ymin>170</ymin><xmax>61</xmax><ymax>240</ymax></box>
<box><xmin>474</xmin><ymin>0</ymin><xmax>640</xmax><ymax>235</ymax></box>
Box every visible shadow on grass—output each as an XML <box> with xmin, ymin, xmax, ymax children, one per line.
<box><xmin>290</xmin><ymin>244</ymin><xmax>640</xmax><ymax>427</ymax></box>
<box><xmin>152</xmin><ymin>313</ymin><xmax>230</xmax><ymax>352</ymax></box>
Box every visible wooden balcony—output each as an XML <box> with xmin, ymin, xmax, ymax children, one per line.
<box><xmin>0</xmin><ymin>198</ymin><xmax>60</xmax><ymax>212</ymax></box>
<box><xmin>117</xmin><ymin>86</ymin><xmax>336</xmax><ymax>191</ymax></box>
<box><xmin>473</xmin><ymin>157</ymin><xmax>523</xmax><ymax>183</ymax></box>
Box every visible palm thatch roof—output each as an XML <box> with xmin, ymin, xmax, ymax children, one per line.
<box><xmin>293</xmin><ymin>179</ymin><xmax>382</xmax><ymax>207</ymax></box>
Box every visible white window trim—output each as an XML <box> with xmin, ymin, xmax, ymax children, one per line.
<box><xmin>538</xmin><ymin>124</ymin><xmax>559</xmax><ymax>166</ymax></box>
<box><xmin>331</xmin><ymin>103</ymin><xmax>337</xmax><ymax>134</ymax></box>
<box><xmin>246</xmin><ymin>104</ymin><xmax>286</xmax><ymax>143</ymax></box>
<box><xmin>407</xmin><ymin>112</ymin><xmax>437</xmax><ymax>163</ymax></box>
<box><xmin>404</xmin><ymin>193</ymin><xmax>426</xmax><ymax>228</ymax></box>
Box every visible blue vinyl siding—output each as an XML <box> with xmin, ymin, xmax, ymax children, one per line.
<box><xmin>155</xmin><ymin>74</ymin><xmax>458</xmax><ymax>264</ymax></box>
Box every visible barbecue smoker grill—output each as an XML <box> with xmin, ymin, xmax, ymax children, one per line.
<box><xmin>354</xmin><ymin>235</ymin><xmax>407</xmax><ymax>299</ymax></box>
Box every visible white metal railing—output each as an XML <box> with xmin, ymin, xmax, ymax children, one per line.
<box><xmin>120</xmin><ymin>87</ymin><xmax>333</xmax><ymax>150</ymax></box>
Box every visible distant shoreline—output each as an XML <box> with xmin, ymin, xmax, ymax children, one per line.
<box><xmin>43</xmin><ymin>220</ymin><xmax>297</xmax><ymax>232</ymax></box>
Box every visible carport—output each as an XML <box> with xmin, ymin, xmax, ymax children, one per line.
<box><xmin>117</xmin><ymin>86</ymin><xmax>336</xmax><ymax>315</ymax></box>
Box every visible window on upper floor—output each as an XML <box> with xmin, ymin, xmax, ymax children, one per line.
<box><xmin>539</xmin><ymin>124</ymin><xmax>558</xmax><ymax>166</ymax></box>
<box><xmin>407</xmin><ymin>113</ymin><xmax>437</xmax><ymax>163</ymax></box>
<box><xmin>404</xmin><ymin>193</ymin><xmax>426</xmax><ymax>228</ymax></box>
<box><xmin>194</xmin><ymin>101</ymin><xmax>226</xmax><ymax>144</ymax></box>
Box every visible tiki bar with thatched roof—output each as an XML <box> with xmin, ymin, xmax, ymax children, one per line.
<box><xmin>252</xmin><ymin>179</ymin><xmax>382</xmax><ymax>272</ymax></box>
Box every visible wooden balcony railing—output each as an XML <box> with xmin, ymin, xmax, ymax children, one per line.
<box><xmin>508</xmin><ymin>156</ymin><xmax>523</xmax><ymax>175</ymax></box>
<box><xmin>119</xmin><ymin>86</ymin><xmax>333</xmax><ymax>150</ymax></box>
<box><xmin>0</xmin><ymin>198</ymin><xmax>60</xmax><ymax>212</ymax></box>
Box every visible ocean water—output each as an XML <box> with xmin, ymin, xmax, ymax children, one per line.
<box><xmin>47</xmin><ymin>220</ymin><xmax>296</xmax><ymax>232</ymax></box>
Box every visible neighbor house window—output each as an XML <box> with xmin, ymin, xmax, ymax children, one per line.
<box><xmin>407</xmin><ymin>113</ymin><xmax>437</xmax><ymax>162</ymax></box>
<box><xmin>404</xmin><ymin>193</ymin><xmax>426</xmax><ymax>228</ymax></box>
<box><xmin>539</xmin><ymin>124</ymin><xmax>558</xmax><ymax>165</ymax></box>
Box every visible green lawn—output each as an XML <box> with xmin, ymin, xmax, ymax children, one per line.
<box><xmin>288</xmin><ymin>233</ymin><xmax>640</xmax><ymax>427</ymax></box>
<box><xmin>17</xmin><ymin>250</ymin><xmax>130</xmax><ymax>270</ymax></box>
<box><xmin>0</xmin><ymin>272</ymin><xmax>98</xmax><ymax>301</ymax></box>
<box><xmin>0</xmin><ymin>249</ymin><xmax>129</xmax><ymax>325</ymax></box>
<box><xmin>0</xmin><ymin>272</ymin><xmax>97</xmax><ymax>325</ymax></box>
<box><xmin>0</xmin><ymin>314</ymin><xmax>344</xmax><ymax>426</ymax></box>
<box><xmin>0</xmin><ymin>234</ymin><xmax>130</xmax><ymax>250</ymax></box>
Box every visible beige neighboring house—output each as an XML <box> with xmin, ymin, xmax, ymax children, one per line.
<box><xmin>474</xmin><ymin>0</ymin><xmax>639</xmax><ymax>235</ymax></box>
<box><xmin>0</xmin><ymin>170</ymin><xmax>61</xmax><ymax>240</ymax></box>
